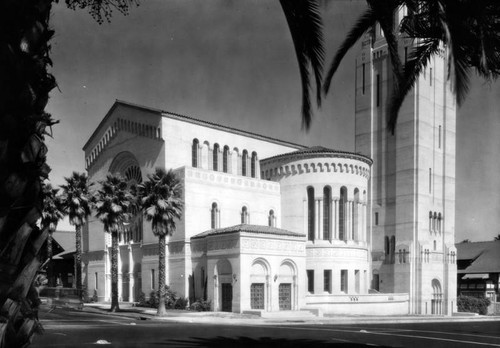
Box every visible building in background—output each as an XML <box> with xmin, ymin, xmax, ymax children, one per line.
<box><xmin>456</xmin><ymin>241</ymin><xmax>500</xmax><ymax>302</ymax></box>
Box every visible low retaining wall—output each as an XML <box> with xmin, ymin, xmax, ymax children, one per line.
<box><xmin>304</xmin><ymin>293</ymin><xmax>409</xmax><ymax>315</ymax></box>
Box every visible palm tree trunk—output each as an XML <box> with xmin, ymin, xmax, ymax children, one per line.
<box><xmin>157</xmin><ymin>234</ymin><xmax>166</xmax><ymax>316</ymax></box>
<box><xmin>110</xmin><ymin>230</ymin><xmax>120</xmax><ymax>312</ymax></box>
<box><xmin>0</xmin><ymin>0</ymin><xmax>56</xmax><ymax>346</ymax></box>
<box><xmin>47</xmin><ymin>232</ymin><xmax>54</xmax><ymax>287</ymax></box>
<box><xmin>75</xmin><ymin>225</ymin><xmax>82</xmax><ymax>292</ymax></box>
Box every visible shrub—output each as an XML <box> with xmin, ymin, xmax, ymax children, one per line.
<box><xmin>457</xmin><ymin>295</ymin><xmax>491</xmax><ymax>315</ymax></box>
<box><xmin>91</xmin><ymin>289</ymin><xmax>99</xmax><ymax>303</ymax></box>
<box><xmin>137</xmin><ymin>292</ymin><xmax>147</xmax><ymax>307</ymax></box>
<box><xmin>174</xmin><ymin>297</ymin><xmax>188</xmax><ymax>310</ymax></box>
<box><xmin>148</xmin><ymin>290</ymin><xmax>159</xmax><ymax>308</ymax></box>
<box><xmin>189</xmin><ymin>299</ymin><xmax>211</xmax><ymax>312</ymax></box>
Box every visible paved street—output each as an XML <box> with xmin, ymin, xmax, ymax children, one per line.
<box><xmin>33</xmin><ymin>308</ymin><xmax>500</xmax><ymax>347</ymax></box>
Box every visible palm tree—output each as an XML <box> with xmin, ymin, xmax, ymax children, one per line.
<box><xmin>41</xmin><ymin>183</ymin><xmax>65</xmax><ymax>287</ymax></box>
<box><xmin>94</xmin><ymin>174</ymin><xmax>135</xmax><ymax>312</ymax></box>
<box><xmin>138</xmin><ymin>169</ymin><xmax>183</xmax><ymax>316</ymax></box>
<box><xmin>60</xmin><ymin>172</ymin><xmax>93</xmax><ymax>292</ymax></box>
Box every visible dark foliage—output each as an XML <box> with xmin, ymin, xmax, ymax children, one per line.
<box><xmin>457</xmin><ymin>295</ymin><xmax>491</xmax><ymax>315</ymax></box>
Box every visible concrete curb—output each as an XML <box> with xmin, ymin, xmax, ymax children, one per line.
<box><xmin>80</xmin><ymin>304</ymin><xmax>500</xmax><ymax>326</ymax></box>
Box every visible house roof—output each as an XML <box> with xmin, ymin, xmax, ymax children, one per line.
<box><xmin>52</xmin><ymin>230</ymin><xmax>75</xmax><ymax>251</ymax></box>
<box><xmin>456</xmin><ymin>241</ymin><xmax>500</xmax><ymax>274</ymax></box>
<box><xmin>191</xmin><ymin>224</ymin><xmax>305</xmax><ymax>240</ymax></box>
<box><xmin>83</xmin><ymin>100</ymin><xmax>308</xmax><ymax>151</ymax></box>
<box><xmin>261</xmin><ymin>145</ymin><xmax>373</xmax><ymax>165</ymax></box>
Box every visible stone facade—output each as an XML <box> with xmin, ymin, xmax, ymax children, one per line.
<box><xmin>354</xmin><ymin>9</ymin><xmax>457</xmax><ymax>315</ymax></box>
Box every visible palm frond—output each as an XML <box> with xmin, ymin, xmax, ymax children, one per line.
<box><xmin>280</xmin><ymin>0</ymin><xmax>325</xmax><ymax>130</ymax></box>
<box><xmin>324</xmin><ymin>8</ymin><xmax>376</xmax><ymax>95</ymax></box>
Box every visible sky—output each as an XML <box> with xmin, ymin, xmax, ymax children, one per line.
<box><xmin>45</xmin><ymin>0</ymin><xmax>500</xmax><ymax>242</ymax></box>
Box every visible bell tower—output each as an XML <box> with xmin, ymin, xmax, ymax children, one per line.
<box><xmin>354</xmin><ymin>9</ymin><xmax>457</xmax><ymax>314</ymax></box>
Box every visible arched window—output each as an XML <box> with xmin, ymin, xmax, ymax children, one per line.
<box><xmin>433</xmin><ymin>240</ymin><xmax>437</xmax><ymax>251</ymax></box>
<box><xmin>429</xmin><ymin>211</ymin><xmax>433</xmax><ymax>231</ymax></box>
<box><xmin>323</xmin><ymin>186</ymin><xmax>331</xmax><ymax>240</ymax></box>
<box><xmin>211</xmin><ymin>202</ymin><xmax>218</xmax><ymax>229</ymax></box>
<box><xmin>223</xmin><ymin>146</ymin><xmax>229</xmax><ymax>173</ymax></box>
<box><xmin>438</xmin><ymin>213</ymin><xmax>442</xmax><ymax>233</ymax></box>
<box><xmin>307</xmin><ymin>187</ymin><xmax>315</xmax><ymax>241</ymax></box>
<box><xmin>241</xmin><ymin>206</ymin><xmax>249</xmax><ymax>224</ymax></box>
<box><xmin>213</xmin><ymin>143</ymin><xmax>220</xmax><ymax>171</ymax></box>
<box><xmin>353</xmin><ymin>188</ymin><xmax>359</xmax><ymax>240</ymax></box>
<box><xmin>192</xmin><ymin>139</ymin><xmax>199</xmax><ymax>168</ymax></box>
<box><xmin>268</xmin><ymin>209</ymin><xmax>275</xmax><ymax>227</ymax></box>
<box><xmin>390</xmin><ymin>236</ymin><xmax>396</xmax><ymax>263</ymax></box>
<box><xmin>242</xmin><ymin>150</ymin><xmax>248</xmax><ymax>176</ymax></box>
<box><xmin>251</xmin><ymin>152</ymin><xmax>257</xmax><ymax>178</ymax></box>
<box><xmin>433</xmin><ymin>212</ymin><xmax>438</xmax><ymax>231</ymax></box>
<box><xmin>339</xmin><ymin>187</ymin><xmax>347</xmax><ymax>240</ymax></box>
<box><xmin>385</xmin><ymin>236</ymin><xmax>390</xmax><ymax>255</ymax></box>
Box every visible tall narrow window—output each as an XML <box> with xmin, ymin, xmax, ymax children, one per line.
<box><xmin>340</xmin><ymin>270</ymin><xmax>348</xmax><ymax>293</ymax></box>
<box><xmin>211</xmin><ymin>203</ymin><xmax>218</xmax><ymax>229</ymax></box>
<box><xmin>268</xmin><ymin>209</ymin><xmax>275</xmax><ymax>227</ymax></box>
<box><xmin>223</xmin><ymin>146</ymin><xmax>229</xmax><ymax>173</ymax></box>
<box><xmin>355</xmin><ymin>270</ymin><xmax>360</xmax><ymax>294</ymax></box>
<box><xmin>385</xmin><ymin>236</ymin><xmax>390</xmax><ymax>255</ymax></box>
<box><xmin>433</xmin><ymin>240</ymin><xmax>437</xmax><ymax>251</ymax></box>
<box><xmin>251</xmin><ymin>152</ymin><xmax>257</xmax><ymax>178</ymax></box>
<box><xmin>438</xmin><ymin>125</ymin><xmax>442</xmax><ymax>149</ymax></box>
<box><xmin>242</xmin><ymin>150</ymin><xmax>248</xmax><ymax>176</ymax></box>
<box><xmin>375</xmin><ymin>212</ymin><xmax>379</xmax><ymax>225</ymax></box>
<box><xmin>192</xmin><ymin>139</ymin><xmax>199</xmax><ymax>168</ymax></box>
<box><xmin>339</xmin><ymin>187</ymin><xmax>347</xmax><ymax>240</ymax></box>
<box><xmin>307</xmin><ymin>270</ymin><xmax>314</xmax><ymax>293</ymax></box>
<box><xmin>307</xmin><ymin>187</ymin><xmax>315</xmax><ymax>241</ymax></box>
<box><xmin>376</xmin><ymin>74</ymin><xmax>380</xmax><ymax>107</ymax></box>
<box><xmin>429</xmin><ymin>211</ymin><xmax>433</xmax><ymax>231</ymax></box>
<box><xmin>362</xmin><ymin>63</ymin><xmax>366</xmax><ymax>95</ymax></box>
<box><xmin>213</xmin><ymin>143</ymin><xmax>219</xmax><ymax>171</ymax></box>
<box><xmin>324</xmin><ymin>270</ymin><xmax>331</xmax><ymax>293</ymax></box>
<box><xmin>438</xmin><ymin>213</ymin><xmax>442</xmax><ymax>232</ymax></box>
<box><xmin>151</xmin><ymin>269</ymin><xmax>155</xmax><ymax>290</ymax></box>
<box><xmin>95</xmin><ymin>272</ymin><xmax>98</xmax><ymax>290</ymax></box>
<box><xmin>429</xmin><ymin>168</ymin><xmax>432</xmax><ymax>193</ymax></box>
<box><xmin>241</xmin><ymin>206</ymin><xmax>248</xmax><ymax>224</ymax></box>
<box><xmin>430</xmin><ymin>67</ymin><xmax>433</xmax><ymax>86</ymax></box>
<box><xmin>353</xmin><ymin>189</ymin><xmax>359</xmax><ymax>240</ymax></box>
<box><xmin>390</xmin><ymin>236</ymin><xmax>396</xmax><ymax>263</ymax></box>
<box><xmin>323</xmin><ymin>186</ymin><xmax>331</xmax><ymax>240</ymax></box>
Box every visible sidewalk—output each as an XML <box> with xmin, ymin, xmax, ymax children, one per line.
<box><xmin>82</xmin><ymin>302</ymin><xmax>500</xmax><ymax>326</ymax></box>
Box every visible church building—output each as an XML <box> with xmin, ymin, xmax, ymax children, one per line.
<box><xmin>82</xmin><ymin>15</ymin><xmax>457</xmax><ymax>315</ymax></box>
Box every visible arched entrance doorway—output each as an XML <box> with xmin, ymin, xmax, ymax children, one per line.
<box><xmin>250</xmin><ymin>259</ymin><xmax>270</xmax><ymax>310</ymax></box>
<box><xmin>278</xmin><ymin>261</ymin><xmax>297</xmax><ymax>311</ymax></box>
<box><xmin>215</xmin><ymin>259</ymin><xmax>233</xmax><ymax>312</ymax></box>
<box><xmin>431</xmin><ymin>279</ymin><xmax>443</xmax><ymax>315</ymax></box>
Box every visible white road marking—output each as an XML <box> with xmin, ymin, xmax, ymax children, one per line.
<box><xmin>338</xmin><ymin>325</ymin><xmax>500</xmax><ymax>340</ymax></box>
<box><xmin>266</xmin><ymin>326</ymin><xmax>500</xmax><ymax>347</ymax></box>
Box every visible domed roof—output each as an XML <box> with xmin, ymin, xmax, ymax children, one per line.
<box><xmin>261</xmin><ymin>146</ymin><xmax>372</xmax><ymax>165</ymax></box>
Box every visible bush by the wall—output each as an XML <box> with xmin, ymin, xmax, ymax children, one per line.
<box><xmin>457</xmin><ymin>295</ymin><xmax>491</xmax><ymax>315</ymax></box>
<box><xmin>189</xmin><ymin>299</ymin><xmax>211</xmax><ymax>312</ymax></box>
<box><xmin>174</xmin><ymin>297</ymin><xmax>189</xmax><ymax>310</ymax></box>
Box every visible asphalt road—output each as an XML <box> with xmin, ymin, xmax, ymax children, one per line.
<box><xmin>32</xmin><ymin>308</ymin><xmax>500</xmax><ymax>347</ymax></box>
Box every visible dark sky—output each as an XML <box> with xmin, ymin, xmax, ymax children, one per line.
<box><xmin>45</xmin><ymin>0</ymin><xmax>500</xmax><ymax>242</ymax></box>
